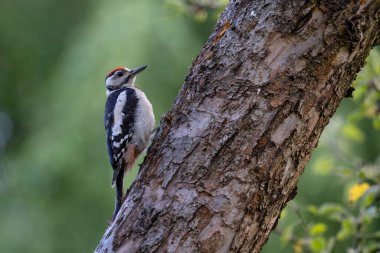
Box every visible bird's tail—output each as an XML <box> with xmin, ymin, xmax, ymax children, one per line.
<box><xmin>112</xmin><ymin>169</ymin><xmax>125</xmax><ymax>221</ymax></box>
<box><xmin>111</xmin><ymin>168</ymin><xmax>121</xmax><ymax>187</ymax></box>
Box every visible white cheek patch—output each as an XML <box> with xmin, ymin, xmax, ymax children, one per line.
<box><xmin>127</xmin><ymin>76</ymin><xmax>136</xmax><ymax>86</ymax></box>
<box><xmin>105</xmin><ymin>77</ymin><xmax>112</xmax><ymax>88</ymax></box>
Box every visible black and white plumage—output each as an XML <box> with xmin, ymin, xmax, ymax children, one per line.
<box><xmin>104</xmin><ymin>65</ymin><xmax>155</xmax><ymax>220</ymax></box>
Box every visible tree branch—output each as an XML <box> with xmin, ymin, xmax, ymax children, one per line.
<box><xmin>95</xmin><ymin>0</ymin><xmax>380</xmax><ymax>252</ymax></box>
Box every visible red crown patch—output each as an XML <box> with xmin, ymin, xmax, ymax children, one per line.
<box><xmin>106</xmin><ymin>67</ymin><xmax>125</xmax><ymax>78</ymax></box>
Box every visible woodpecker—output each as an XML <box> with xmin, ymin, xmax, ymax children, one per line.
<box><xmin>104</xmin><ymin>65</ymin><xmax>155</xmax><ymax>220</ymax></box>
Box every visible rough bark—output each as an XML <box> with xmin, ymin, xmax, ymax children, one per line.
<box><xmin>96</xmin><ymin>1</ymin><xmax>380</xmax><ymax>252</ymax></box>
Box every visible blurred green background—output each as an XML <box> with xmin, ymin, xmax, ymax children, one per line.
<box><xmin>0</xmin><ymin>1</ymin><xmax>379</xmax><ymax>252</ymax></box>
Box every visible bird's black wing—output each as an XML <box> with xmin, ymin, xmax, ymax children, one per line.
<box><xmin>104</xmin><ymin>88</ymin><xmax>138</xmax><ymax>176</ymax></box>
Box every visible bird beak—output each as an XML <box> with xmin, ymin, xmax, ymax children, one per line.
<box><xmin>129</xmin><ymin>65</ymin><xmax>147</xmax><ymax>76</ymax></box>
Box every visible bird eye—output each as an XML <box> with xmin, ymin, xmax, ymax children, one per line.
<box><xmin>115</xmin><ymin>70</ymin><xmax>124</xmax><ymax>77</ymax></box>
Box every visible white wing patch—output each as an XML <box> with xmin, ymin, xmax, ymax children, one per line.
<box><xmin>112</xmin><ymin>135</ymin><xmax>130</xmax><ymax>148</ymax></box>
<box><xmin>112</xmin><ymin>91</ymin><xmax>127</xmax><ymax>137</ymax></box>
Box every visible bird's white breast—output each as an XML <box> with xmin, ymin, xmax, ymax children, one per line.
<box><xmin>131</xmin><ymin>88</ymin><xmax>155</xmax><ymax>152</ymax></box>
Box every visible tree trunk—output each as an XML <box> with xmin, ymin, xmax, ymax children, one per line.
<box><xmin>95</xmin><ymin>1</ymin><xmax>380</xmax><ymax>252</ymax></box>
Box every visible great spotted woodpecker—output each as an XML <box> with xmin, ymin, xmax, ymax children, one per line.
<box><xmin>104</xmin><ymin>65</ymin><xmax>155</xmax><ymax>220</ymax></box>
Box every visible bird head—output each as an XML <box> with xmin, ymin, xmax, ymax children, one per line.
<box><xmin>105</xmin><ymin>65</ymin><xmax>147</xmax><ymax>91</ymax></box>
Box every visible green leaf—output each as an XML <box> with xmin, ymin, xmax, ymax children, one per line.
<box><xmin>316</xmin><ymin>203</ymin><xmax>345</xmax><ymax>216</ymax></box>
<box><xmin>347</xmin><ymin>111</ymin><xmax>364</xmax><ymax>123</ymax></box>
<box><xmin>365</xmin><ymin>241</ymin><xmax>380</xmax><ymax>253</ymax></box>
<box><xmin>281</xmin><ymin>223</ymin><xmax>297</xmax><ymax>247</ymax></box>
<box><xmin>280</xmin><ymin>208</ymin><xmax>288</xmax><ymax>219</ymax></box>
<box><xmin>362</xmin><ymin>191</ymin><xmax>376</xmax><ymax>207</ymax></box>
<box><xmin>313</xmin><ymin>156</ymin><xmax>335</xmax><ymax>175</ymax></box>
<box><xmin>352</xmin><ymin>83</ymin><xmax>368</xmax><ymax>100</ymax></box>
<box><xmin>373</xmin><ymin>231</ymin><xmax>380</xmax><ymax>238</ymax></box>
<box><xmin>330</xmin><ymin>213</ymin><xmax>346</xmax><ymax>222</ymax></box>
<box><xmin>359</xmin><ymin>170</ymin><xmax>367</xmax><ymax>180</ymax></box>
<box><xmin>307</xmin><ymin>205</ymin><xmax>318</xmax><ymax>215</ymax></box>
<box><xmin>310</xmin><ymin>237</ymin><xmax>326</xmax><ymax>252</ymax></box>
<box><xmin>337</xmin><ymin>219</ymin><xmax>355</xmax><ymax>241</ymax></box>
<box><xmin>373</xmin><ymin>116</ymin><xmax>380</xmax><ymax>129</ymax></box>
<box><xmin>338</xmin><ymin>167</ymin><xmax>354</xmax><ymax>178</ymax></box>
<box><xmin>309</xmin><ymin>223</ymin><xmax>327</xmax><ymax>236</ymax></box>
<box><xmin>342</xmin><ymin>123</ymin><xmax>365</xmax><ymax>142</ymax></box>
